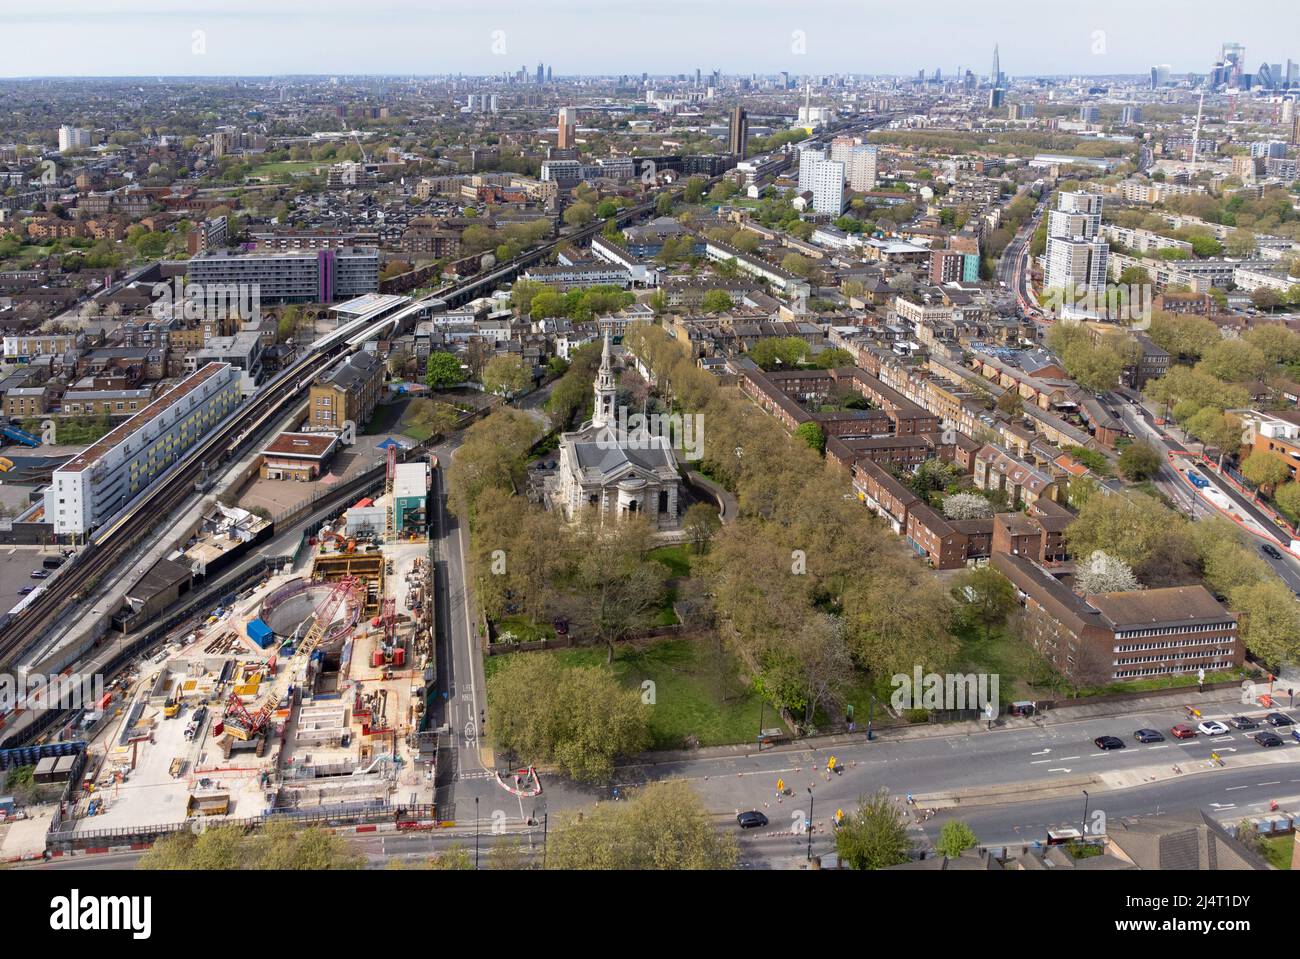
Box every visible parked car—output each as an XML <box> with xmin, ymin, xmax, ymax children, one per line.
<box><xmin>1170</xmin><ymin>724</ymin><xmax>1198</xmax><ymax>739</ymax></box>
<box><xmin>1134</xmin><ymin>729</ymin><xmax>1164</xmax><ymax>743</ymax></box>
<box><xmin>1266</xmin><ymin>712</ymin><xmax>1294</xmax><ymax>727</ymax></box>
<box><xmin>736</xmin><ymin>811</ymin><xmax>768</xmax><ymax>829</ymax></box>
<box><xmin>1230</xmin><ymin>716</ymin><xmax>1260</xmax><ymax>731</ymax></box>
<box><xmin>18</xmin><ymin>586</ymin><xmax>35</xmax><ymax>595</ymax></box>
<box><xmin>1260</xmin><ymin>543</ymin><xmax>1283</xmax><ymax>560</ymax></box>
<box><xmin>1094</xmin><ymin>736</ymin><xmax>1125</xmax><ymax>750</ymax></box>
<box><xmin>29</xmin><ymin>570</ymin><xmax>48</xmax><ymax>579</ymax></box>
<box><xmin>1197</xmin><ymin>720</ymin><xmax>1229</xmax><ymax>736</ymax></box>
<box><xmin>1254</xmin><ymin>731</ymin><xmax>1284</xmax><ymax>748</ymax></box>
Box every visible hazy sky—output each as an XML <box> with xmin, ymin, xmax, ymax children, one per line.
<box><xmin>1</xmin><ymin>0</ymin><xmax>1296</xmax><ymax>79</ymax></box>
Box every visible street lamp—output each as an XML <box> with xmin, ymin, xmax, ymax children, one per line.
<box><xmin>806</xmin><ymin>788</ymin><xmax>814</xmax><ymax>861</ymax></box>
<box><xmin>867</xmin><ymin>693</ymin><xmax>875</xmax><ymax>741</ymax></box>
<box><xmin>1081</xmin><ymin>789</ymin><xmax>1090</xmax><ymax>840</ymax></box>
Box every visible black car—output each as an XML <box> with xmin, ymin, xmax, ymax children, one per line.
<box><xmin>1266</xmin><ymin>712</ymin><xmax>1295</xmax><ymax>727</ymax></box>
<box><xmin>1261</xmin><ymin>543</ymin><xmax>1283</xmax><ymax>560</ymax></box>
<box><xmin>1094</xmin><ymin>736</ymin><xmax>1125</xmax><ymax>750</ymax></box>
<box><xmin>737</xmin><ymin>811</ymin><xmax>769</xmax><ymax>829</ymax></box>
<box><xmin>1229</xmin><ymin>716</ymin><xmax>1260</xmax><ymax>731</ymax></box>
<box><xmin>1134</xmin><ymin>729</ymin><xmax>1164</xmax><ymax>743</ymax></box>
<box><xmin>18</xmin><ymin>585</ymin><xmax>35</xmax><ymax>595</ymax></box>
<box><xmin>1255</xmin><ymin>731</ymin><xmax>1284</xmax><ymax>748</ymax></box>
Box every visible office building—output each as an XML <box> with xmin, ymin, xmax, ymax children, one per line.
<box><xmin>1078</xmin><ymin>105</ymin><xmax>1101</xmax><ymax>124</ymax></box>
<box><xmin>185</xmin><ymin>248</ymin><xmax>379</xmax><ymax>304</ymax></box>
<box><xmin>46</xmin><ymin>363</ymin><xmax>241</xmax><ymax>536</ymax></box>
<box><xmin>988</xmin><ymin>88</ymin><xmax>1005</xmax><ymax>109</ymax></box>
<box><xmin>1120</xmin><ymin>106</ymin><xmax>1142</xmax><ymax>125</ymax></box>
<box><xmin>729</xmin><ymin>105</ymin><xmax>749</xmax><ymax>159</ymax></box>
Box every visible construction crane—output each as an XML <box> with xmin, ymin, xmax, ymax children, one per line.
<box><xmin>374</xmin><ymin>597</ymin><xmax>398</xmax><ymax>667</ymax></box>
<box><xmin>222</xmin><ymin>690</ymin><xmax>277</xmax><ymax>743</ymax></box>
<box><xmin>297</xmin><ymin>576</ymin><xmax>361</xmax><ymax>659</ymax></box>
<box><xmin>349</xmin><ymin>127</ymin><xmax>369</xmax><ymax>164</ymax></box>
<box><xmin>384</xmin><ymin>444</ymin><xmax>397</xmax><ymax>545</ymax></box>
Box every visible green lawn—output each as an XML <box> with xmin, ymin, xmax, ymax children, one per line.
<box><xmin>951</xmin><ymin>624</ymin><xmax>1062</xmax><ymax>703</ymax></box>
<box><xmin>647</xmin><ymin>544</ymin><xmax>692</xmax><ymax>578</ymax></box>
<box><xmin>484</xmin><ymin>638</ymin><xmax>767</xmax><ymax>749</ymax></box>
<box><xmin>365</xmin><ymin>397</ymin><xmax>466</xmax><ymax>442</ymax></box>
<box><xmin>493</xmin><ymin>615</ymin><xmax>556</xmax><ymax>644</ymax></box>
<box><xmin>246</xmin><ymin>159</ymin><xmax>322</xmax><ymax>180</ymax></box>
<box><xmin>1259</xmin><ymin>834</ymin><xmax>1293</xmax><ymax>869</ymax></box>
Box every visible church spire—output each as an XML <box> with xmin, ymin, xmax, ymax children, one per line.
<box><xmin>592</xmin><ymin>328</ymin><xmax>616</xmax><ymax>429</ymax></box>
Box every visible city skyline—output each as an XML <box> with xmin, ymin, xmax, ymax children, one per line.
<box><xmin>1</xmin><ymin>0</ymin><xmax>1297</xmax><ymax>79</ymax></box>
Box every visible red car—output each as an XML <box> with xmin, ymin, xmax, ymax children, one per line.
<box><xmin>1170</xmin><ymin>723</ymin><xmax>1198</xmax><ymax>740</ymax></box>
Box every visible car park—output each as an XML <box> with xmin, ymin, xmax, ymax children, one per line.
<box><xmin>1229</xmin><ymin>716</ymin><xmax>1260</xmax><ymax>730</ymax></box>
<box><xmin>1266</xmin><ymin>713</ymin><xmax>1295</xmax><ymax>727</ymax></box>
<box><xmin>1255</xmin><ymin>732</ymin><xmax>1284</xmax><ymax>748</ymax></box>
<box><xmin>1094</xmin><ymin>736</ymin><xmax>1125</xmax><ymax>750</ymax></box>
<box><xmin>1197</xmin><ymin>721</ymin><xmax>1229</xmax><ymax>736</ymax></box>
<box><xmin>737</xmin><ymin>811</ymin><xmax>768</xmax><ymax>829</ymax></box>
<box><xmin>1170</xmin><ymin>724</ymin><xmax>1197</xmax><ymax>739</ymax></box>
<box><xmin>1134</xmin><ymin>729</ymin><xmax>1164</xmax><ymax>743</ymax></box>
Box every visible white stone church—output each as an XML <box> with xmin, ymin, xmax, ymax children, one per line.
<box><xmin>552</xmin><ymin>333</ymin><xmax>681</xmax><ymax>529</ymax></box>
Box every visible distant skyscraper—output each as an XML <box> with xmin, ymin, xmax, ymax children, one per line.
<box><xmin>988</xmin><ymin>88</ymin><xmax>1005</xmax><ymax>109</ymax></box>
<box><xmin>536</xmin><ymin>62</ymin><xmax>545</xmax><ymax>84</ymax></box>
<box><xmin>729</xmin><ymin>105</ymin><xmax>748</xmax><ymax>159</ymax></box>
<box><xmin>557</xmin><ymin>106</ymin><xmax>576</xmax><ymax>149</ymax></box>
<box><xmin>990</xmin><ymin>44</ymin><xmax>1000</xmax><ymax>85</ymax></box>
<box><xmin>546</xmin><ymin>65</ymin><xmax>553</xmax><ymax>82</ymax></box>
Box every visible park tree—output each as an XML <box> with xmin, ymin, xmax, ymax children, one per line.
<box><xmin>1148</xmin><ymin>311</ymin><xmax>1221</xmax><ymax>362</ymax></box>
<box><xmin>935</xmin><ymin>820</ymin><xmax>980</xmax><ymax>859</ymax></box>
<box><xmin>1240</xmin><ymin>452</ymin><xmax>1291</xmax><ymax>491</ymax></box>
<box><xmin>1273</xmin><ymin>481</ymin><xmax>1300</xmax><ymax>519</ymax></box>
<box><xmin>950</xmin><ymin>567</ymin><xmax>1017</xmax><ymax>641</ymax></box>
<box><xmin>425</xmin><ymin>350</ymin><xmax>463</xmax><ymax>389</ymax></box>
<box><xmin>1199</xmin><ymin>340</ymin><xmax>1268</xmax><ymax>383</ymax></box>
<box><xmin>546</xmin><ymin>781</ymin><xmax>737</xmax><ymax>870</ymax></box>
<box><xmin>1065</xmin><ymin>490</ymin><xmax>1179</xmax><ymax>570</ymax></box>
<box><xmin>682</xmin><ymin>501</ymin><xmax>720</xmax><ymax>554</ymax></box>
<box><xmin>1245</xmin><ymin>324</ymin><xmax>1300</xmax><ymax>365</ymax></box>
<box><xmin>942</xmin><ymin>492</ymin><xmax>993</xmax><ymax>520</ymax></box>
<box><xmin>482</xmin><ymin>354</ymin><xmax>533</xmax><ymax>397</ymax></box>
<box><xmin>1076</xmin><ymin>550</ymin><xmax>1142</xmax><ymax>594</ymax></box>
<box><xmin>794</xmin><ymin>421</ymin><xmax>826</xmax><ymax>454</ymax></box>
<box><xmin>835</xmin><ymin>789</ymin><xmax>912</xmax><ymax>870</ymax></box>
<box><xmin>139</xmin><ymin>822</ymin><xmax>365</xmax><ymax>870</ymax></box>
<box><xmin>446</xmin><ymin>408</ymin><xmax>542</xmax><ymax>519</ymax></box>
<box><xmin>1185</xmin><ymin>408</ymin><xmax>1243</xmax><ymax>464</ymax></box>
<box><xmin>562</xmin><ymin>514</ymin><xmax>671</xmax><ymax>664</ymax></box>
<box><xmin>1229</xmin><ymin>578</ymin><xmax>1300</xmax><ymax>668</ymax></box>
<box><xmin>1118</xmin><ymin>442</ymin><xmax>1162</xmax><ymax>481</ymax></box>
<box><xmin>748</xmin><ymin>336</ymin><xmax>809</xmax><ymax>370</ymax></box>
<box><xmin>700</xmin><ymin>288</ymin><xmax>734</xmax><ymax>313</ymax></box>
<box><xmin>486</xmin><ymin>653</ymin><xmax>650</xmax><ymax>782</ymax></box>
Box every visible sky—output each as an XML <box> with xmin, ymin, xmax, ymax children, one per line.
<box><xmin>0</xmin><ymin>0</ymin><xmax>1297</xmax><ymax>79</ymax></box>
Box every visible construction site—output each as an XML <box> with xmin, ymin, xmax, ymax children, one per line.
<box><xmin>59</xmin><ymin>449</ymin><xmax>439</xmax><ymax>836</ymax></box>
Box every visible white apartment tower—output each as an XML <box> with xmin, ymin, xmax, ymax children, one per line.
<box><xmin>1045</xmin><ymin>191</ymin><xmax>1109</xmax><ymax>293</ymax></box>
<box><xmin>798</xmin><ymin>152</ymin><xmax>846</xmax><ymax>215</ymax></box>
<box><xmin>58</xmin><ymin>125</ymin><xmax>91</xmax><ymax>153</ymax></box>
